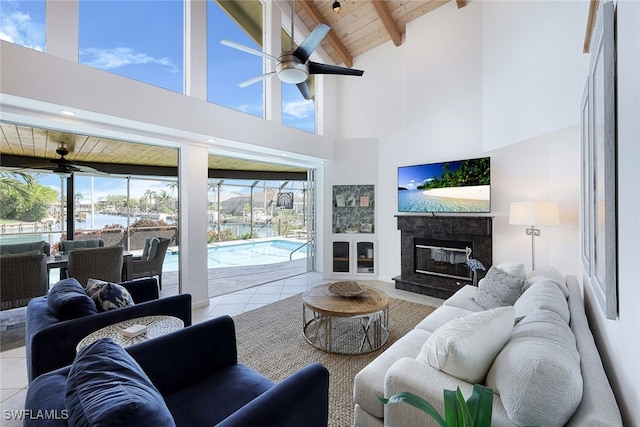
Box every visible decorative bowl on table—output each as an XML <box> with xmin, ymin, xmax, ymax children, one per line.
<box><xmin>329</xmin><ymin>281</ymin><xmax>365</xmax><ymax>297</ymax></box>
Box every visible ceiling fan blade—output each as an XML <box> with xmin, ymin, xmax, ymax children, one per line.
<box><xmin>73</xmin><ymin>164</ymin><xmax>110</xmax><ymax>176</ymax></box>
<box><xmin>292</xmin><ymin>23</ymin><xmax>330</xmax><ymax>63</ymax></box>
<box><xmin>238</xmin><ymin>72</ymin><xmax>277</xmax><ymax>88</ymax></box>
<box><xmin>220</xmin><ymin>39</ymin><xmax>280</xmax><ymax>62</ymax></box>
<box><xmin>309</xmin><ymin>61</ymin><xmax>364</xmax><ymax>76</ymax></box>
<box><xmin>296</xmin><ymin>81</ymin><xmax>313</xmax><ymax>100</ymax></box>
<box><xmin>18</xmin><ymin>163</ymin><xmax>55</xmax><ymax>169</ymax></box>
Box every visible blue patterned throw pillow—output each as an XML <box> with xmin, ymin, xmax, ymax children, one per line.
<box><xmin>86</xmin><ymin>279</ymin><xmax>135</xmax><ymax>312</ymax></box>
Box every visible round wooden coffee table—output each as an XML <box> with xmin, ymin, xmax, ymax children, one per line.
<box><xmin>302</xmin><ymin>284</ymin><xmax>389</xmax><ymax>355</ymax></box>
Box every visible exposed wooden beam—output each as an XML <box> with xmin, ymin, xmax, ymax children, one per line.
<box><xmin>456</xmin><ymin>0</ymin><xmax>468</xmax><ymax>9</ymax></box>
<box><xmin>371</xmin><ymin>1</ymin><xmax>403</xmax><ymax>47</ymax></box>
<box><xmin>299</xmin><ymin>0</ymin><xmax>354</xmax><ymax>67</ymax></box>
<box><xmin>583</xmin><ymin>0</ymin><xmax>600</xmax><ymax>53</ymax></box>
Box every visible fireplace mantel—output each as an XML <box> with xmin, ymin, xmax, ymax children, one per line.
<box><xmin>393</xmin><ymin>215</ymin><xmax>493</xmax><ymax>299</ymax></box>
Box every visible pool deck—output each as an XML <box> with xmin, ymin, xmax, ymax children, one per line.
<box><xmin>159</xmin><ymin>257</ymin><xmax>309</xmax><ymax>298</ymax></box>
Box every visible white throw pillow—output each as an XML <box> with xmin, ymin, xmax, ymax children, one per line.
<box><xmin>515</xmin><ymin>281</ymin><xmax>570</xmax><ymax>324</ymax></box>
<box><xmin>524</xmin><ymin>266</ymin><xmax>568</xmax><ymax>298</ymax></box>
<box><xmin>486</xmin><ymin>309</ymin><xmax>582</xmax><ymax>426</ymax></box>
<box><xmin>416</xmin><ymin>306</ymin><xmax>515</xmax><ymax>384</ymax></box>
<box><xmin>497</xmin><ymin>261</ymin><xmax>527</xmax><ymax>279</ymax></box>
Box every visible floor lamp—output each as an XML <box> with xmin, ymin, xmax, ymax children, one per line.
<box><xmin>509</xmin><ymin>201</ymin><xmax>559</xmax><ymax>270</ymax></box>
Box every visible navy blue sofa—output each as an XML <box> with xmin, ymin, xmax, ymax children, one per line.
<box><xmin>24</xmin><ymin>315</ymin><xmax>330</xmax><ymax>427</ymax></box>
<box><xmin>26</xmin><ymin>277</ymin><xmax>192</xmax><ymax>382</ymax></box>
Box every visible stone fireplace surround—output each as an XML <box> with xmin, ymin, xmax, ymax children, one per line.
<box><xmin>393</xmin><ymin>215</ymin><xmax>493</xmax><ymax>299</ymax></box>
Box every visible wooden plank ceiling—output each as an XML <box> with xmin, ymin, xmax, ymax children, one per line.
<box><xmin>296</xmin><ymin>0</ymin><xmax>465</xmax><ymax>67</ymax></box>
<box><xmin>0</xmin><ymin>123</ymin><xmax>306</xmax><ymax>175</ymax></box>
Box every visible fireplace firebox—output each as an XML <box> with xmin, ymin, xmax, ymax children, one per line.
<box><xmin>394</xmin><ymin>216</ymin><xmax>492</xmax><ymax>299</ymax></box>
<box><xmin>414</xmin><ymin>238</ymin><xmax>473</xmax><ymax>281</ymax></box>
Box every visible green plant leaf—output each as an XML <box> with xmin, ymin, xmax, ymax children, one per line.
<box><xmin>379</xmin><ymin>393</ymin><xmax>447</xmax><ymax>427</ymax></box>
<box><xmin>455</xmin><ymin>387</ymin><xmax>473</xmax><ymax>426</ymax></box>
<box><xmin>443</xmin><ymin>389</ymin><xmax>461</xmax><ymax>426</ymax></box>
<box><xmin>466</xmin><ymin>384</ymin><xmax>493</xmax><ymax>427</ymax></box>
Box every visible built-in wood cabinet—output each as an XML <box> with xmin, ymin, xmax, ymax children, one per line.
<box><xmin>331</xmin><ymin>237</ymin><xmax>376</xmax><ymax>276</ymax></box>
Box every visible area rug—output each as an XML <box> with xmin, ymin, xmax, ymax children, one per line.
<box><xmin>233</xmin><ymin>294</ymin><xmax>435</xmax><ymax>427</ymax></box>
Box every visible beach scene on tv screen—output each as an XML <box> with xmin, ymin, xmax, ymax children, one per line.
<box><xmin>398</xmin><ymin>157</ymin><xmax>490</xmax><ymax>213</ymax></box>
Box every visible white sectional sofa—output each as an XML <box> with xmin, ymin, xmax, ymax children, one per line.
<box><xmin>353</xmin><ymin>266</ymin><xmax>622</xmax><ymax>426</ymax></box>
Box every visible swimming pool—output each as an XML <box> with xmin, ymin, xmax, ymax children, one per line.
<box><xmin>162</xmin><ymin>239</ymin><xmax>308</xmax><ymax>271</ymax></box>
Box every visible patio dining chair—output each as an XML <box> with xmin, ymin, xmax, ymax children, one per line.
<box><xmin>131</xmin><ymin>237</ymin><xmax>171</xmax><ymax>290</ymax></box>
<box><xmin>0</xmin><ymin>252</ymin><xmax>48</xmax><ymax>310</ymax></box>
<box><xmin>66</xmin><ymin>245</ymin><xmax>124</xmax><ymax>288</ymax></box>
<box><xmin>58</xmin><ymin>239</ymin><xmax>104</xmax><ymax>279</ymax></box>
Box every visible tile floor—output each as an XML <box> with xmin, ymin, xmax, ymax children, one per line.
<box><xmin>0</xmin><ymin>272</ymin><xmax>442</xmax><ymax>426</ymax></box>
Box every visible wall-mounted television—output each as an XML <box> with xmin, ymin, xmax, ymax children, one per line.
<box><xmin>398</xmin><ymin>157</ymin><xmax>491</xmax><ymax>213</ymax></box>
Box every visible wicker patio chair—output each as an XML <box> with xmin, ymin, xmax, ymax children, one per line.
<box><xmin>58</xmin><ymin>239</ymin><xmax>104</xmax><ymax>279</ymax></box>
<box><xmin>0</xmin><ymin>252</ymin><xmax>48</xmax><ymax>310</ymax></box>
<box><xmin>66</xmin><ymin>245</ymin><xmax>124</xmax><ymax>288</ymax></box>
<box><xmin>131</xmin><ymin>237</ymin><xmax>171</xmax><ymax>290</ymax></box>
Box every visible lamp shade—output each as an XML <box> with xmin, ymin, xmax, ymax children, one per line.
<box><xmin>509</xmin><ymin>201</ymin><xmax>559</xmax><ymax>226</ymax></box>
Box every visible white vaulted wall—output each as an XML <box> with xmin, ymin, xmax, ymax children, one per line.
<box><xmin>335</xmin><ymin>0</ymin><xmax>637</xmax><ymax>423</ymax></box>
<box><xmin>338</xmin><ymin>0</ymin><xmax>586</xmax><ymax>279</ymax></box>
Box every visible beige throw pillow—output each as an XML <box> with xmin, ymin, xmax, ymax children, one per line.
<box><xmin>416</xmin><ymin>306</ymin><xmax>515</xmax><ymax>384</ymax></box>
<box><xmin>474</xmin><ymin>266</ymin><xmax>524</xmax><ymax>310</ymax></box>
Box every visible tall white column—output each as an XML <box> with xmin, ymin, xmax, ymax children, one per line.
<box><xmin>178</xmin><ymin>143</ymin><xmax>209</xmax><ymax>307</ymax></box>
<box><xmin>184</xmin><ymin>0</ymin><xmax>207</xmax><ymax>100</ymax></box>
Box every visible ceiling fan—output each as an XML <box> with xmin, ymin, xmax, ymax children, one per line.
<box><xmin>220</xmin><ymin>0</ymin><xmax>364</xmax><ymax>100</ymax></box>
<box><xmin>21</xmin><ymin>145</ymin><xmax>108</xmax><ymax>176</ymax></box>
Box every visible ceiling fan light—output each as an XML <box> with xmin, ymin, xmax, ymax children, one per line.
<box><xmin>277</xmin><ymin>57</ymin><xmax>309</xmax><ymax>84</ymax></box>
<box><xmin>332</xmin><ymin>1</ymin><xmax>341</xmax><ymax>13</ymax></box>
<box><xmin>278</xmin><ymin>68</ymin><xmax>308</xmax><ymax>84</ymax></box>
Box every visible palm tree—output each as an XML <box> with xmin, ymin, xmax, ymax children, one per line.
<box><xmin>0</xmin><ymin>171</ymin><xmax>36</xmax><ymax>197</ymax></box>
<box><xmin>157</xmin><ymin>190</ymin><xmax>171</xmax><ymax>213</ymax></box>
<box><xmin>166</xmin><ymin>181</ymin><xmax>178</xmax><ymax>197</ymax></box>
<box><xmin>0</xmin><ymin>171</ymin><xmax>37</xmax><ymax>212</ymax></box>
<box><xmin>142</xmin><ymin>189</ymin><xmax>157</xmax><ymax>213</ymax></box>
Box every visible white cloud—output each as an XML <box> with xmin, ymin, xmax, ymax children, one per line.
<box><xmin>80</xmin><ymin>47</ymin><xmax>180</xmax><ymax>73</ymax></box>
<box><xmin>283</xmin><ymin>98</ymin><xmax>314</xmax><ymax>118</ymax></box>
<box><xmin>0</xmin><ymin>10</ymin><xmax>45</xmax><ymax>51</ymax></box>
<box><xmin>237</xmin><ymin>102</ymin><xmax>263</xmax><ymax>116</ymax></box>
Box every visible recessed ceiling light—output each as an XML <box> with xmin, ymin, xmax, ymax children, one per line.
<box><xmin>207</xmin><ymin>138</ymin><xmax>216</xmax><ymax>143</ymax></box>
<box><xmin>281</xmin><ymin>153</ymin><xmax>288</xmax><ymax>157</ymax></box>
<box><xmin>59</xmin><ymin>110</ymin><xmax>75</xmax><ymax>116</ymax></box>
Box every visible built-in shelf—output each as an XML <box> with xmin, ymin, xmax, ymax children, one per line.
<box><xmin>332</xmin><ymin>185</ymin><xmax>375</xmax><ymax>234</ymax></box>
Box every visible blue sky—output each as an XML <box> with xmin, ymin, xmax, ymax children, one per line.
<box><xmin>35</xmin><ymin>174</ymin><xmax>176</xmax><ymax>202</ymax></box>
<box><xmin>0</xmin><ymin>0</ymin><xmax>315</xmax><ymax>131</ymax></box>
<box><xmin>398</xmin><ymin>162</ymin><xmax>462</xmax><ymax>190</ymax></box>
<box><xmin>1</xmin><ymin>0</ymin><xmax>317</xmax><ymax>198</ymax></box>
